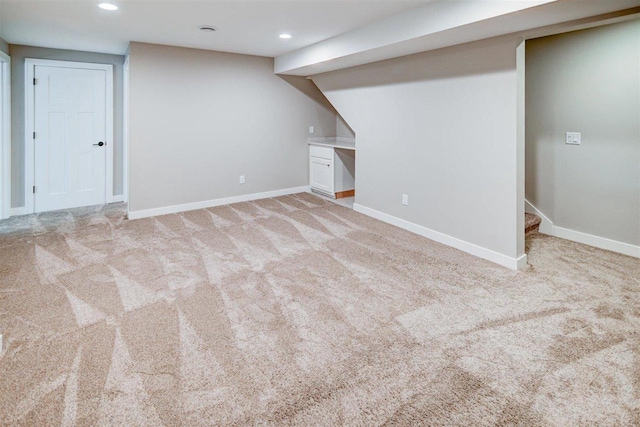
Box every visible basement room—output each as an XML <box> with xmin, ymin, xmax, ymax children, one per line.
<box><xmin>0</xmin><ymin>0</ymin><xmax>638</xmax><ymax>425</ymax></box>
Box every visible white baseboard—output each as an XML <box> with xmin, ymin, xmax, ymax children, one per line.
<box><xmin>525</xmin><ymin>199</ymin><xmax>639</xmax><ymax>258</ymax></box>
<box><xmin>127</xmin><ymin>186</ymin><xmax>310</xmax><ymax>220</ymax></box>
<box><xmin>353</xmin><ymin>203</ymin><xmax>527</xmax><ymax>270</ymax></box>
<box><xmin>8</xmin><ymin>197</ymin><xmax>125</xmax><ymax>218</ymax></box>
<box><xmin>108</xmin><ymin>194</ymin><xmax>125</xmax><ymax>203</ymax></box>
<box><xmin>9</xmin><ymin>194</ymin><xmax>124</xmax><ymax>216</ymax></box>
<box><xmin>10</xmin><ymin>207</ymin><xmax>29</xmax><ymax>217</ymax></box>
<box><xmin>524</xmin><ymin>199</ymin><xmax>553</xmax><ymax>234</ymax></box>
<box><xmin>552</xmin><ymin>226</ymin><xmax>639</xmax><ymax>258</ymax></box>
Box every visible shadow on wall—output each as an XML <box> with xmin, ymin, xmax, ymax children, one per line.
<box><xmin>309</xmin><ymin>36</ymin><xmax>518</xmax><ymax>91</ymax></box>
<box><xmin>279</xmin><ymin>74</ymin><xmax>355</xmax><ymax>138</ymax></box>
<box><xmin>337</xmin><ymin>114</ymin><xmax>355</xmax><ymax>138</ymax></box>
<box><xmin>278</xmin><ymin>75</ymin><xmax>333</xmax><ymax>105</ymax></box>
<box><xmin>278</xmin><ymin>74</ymin><xmax>338</xmax><ymax>137</ymax></box>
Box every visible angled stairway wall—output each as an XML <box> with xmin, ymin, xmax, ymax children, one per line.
<box><xmin>311</xmin><ymin>35</ymin><xmax>526</xmax><ymax>269</ymax></box>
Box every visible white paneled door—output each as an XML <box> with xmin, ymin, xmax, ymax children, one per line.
<box><xmin>34</xmin><ymin>65</ymin><xmax>107</xmax><ymax>213</ymax></box>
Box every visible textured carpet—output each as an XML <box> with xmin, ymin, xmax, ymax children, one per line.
<box><xmin>0</xmin><ymin>193</ymin><xmax>638</xmax><ymax>426</ymax></box>
<box><xmin>524</xmin><ymin>213</ymin><xmax>542</xmax><ymax>234</ymax></box>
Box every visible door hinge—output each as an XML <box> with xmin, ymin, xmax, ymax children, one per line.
<box><xmin>32</xmin><ymin>186</ymin><xmax>36</xmax><ymax>194</ymax></box>
<box><xmin>33</xmin><ymin>131</ymin><xmax>36</xmax><ymax>139</ymax></box>
<box><xmin>33</xmin><ymin>78</ymin><xmax>37</xmax><ymax>85</ymax></box>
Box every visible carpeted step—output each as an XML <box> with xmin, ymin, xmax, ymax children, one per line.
<box><xmin>525</xmin><ymin>213</ymin><xmax>542</xmax><ymax>234</ymax></box>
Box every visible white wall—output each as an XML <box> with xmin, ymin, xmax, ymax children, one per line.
<box><xmin>313</xmin><ymin>36</ymin><xmax>525</xmax><ymax>266</ymax></box>
<box><xmin>9</xmin><ymin>45</ymin><xmax>125</xmax><ymax>208</ymax></box>
<box><xmin>128</xmin><ymin>42</ymin><xmax>337</xmax><ymax>214</ymax></box>
<box><xmin>526</xmin><ymin>20</ymin><xmax>640</xmax><ymax>247</ymax></box>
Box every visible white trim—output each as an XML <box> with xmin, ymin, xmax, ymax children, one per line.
<box><xmin>104</xmin><ymin>64</ymin><xmax>115</xmax><ymax>203</ymax></box>
<box><xmin>353</xmin><ymin>203</ymin><xmax>527</xmax><ymax>270</ymax></box>
<box><xmin>0</xmin><ymin>51</ymin><xmax>10</xmax><ymax>220</ymax></box>
<box><xmin>122</xmin><ymin>55</ymin><xmax>129</xmax><ymax>203</ymax></box>
<box><xmin>516</xmin><ymin>39</ymin><xmax>526</xmax><ymax>260</ymax></box>
<box><xmin>553</xmin><ymin>226</ymin><xmax>640</xmax><ymax>258</ymax></box>
<box><xmin>10</xmin><ymin>207</ymin><xmax>29</xmax><ymax>217</ymax></box>
<box><xmin>109</xmin><ymin>195</ymin><xmax>125</xmax><ymax>203</ymax></box>
<box><xmin>524</xmin><ymin>199</ymin><xmax>553</xmax><ymax>234</ymax></box>
<box><xmin>525</xmin><ymin>199</ymin><xmax>640</xmax><ymax>258</ymax></box>
<box><xmin>24</xmin><ymin>58</ymin><xmax>115</xmax><ymax>214</ymax></box>
<box><xmin>127</xmin><ymin>186</ymin><xmax>310</xmax><ymax>220</ymax></box>
<box><xmin>515</xmin><ymin>253</ymin><xmax>528</xmax><ymax>269</ymax></box>
<box><xmin>24</xmin><ymin>61</ymin><xmax>34</xmax><ymax>214</ymax></box>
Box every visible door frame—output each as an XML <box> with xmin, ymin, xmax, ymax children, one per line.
<box><xmin>123</xmin><ymin>55</ymin><xmax>130</xmax><ymax>205</ymax></box>
<box><xmin>24</xmin><ymin>58</ymin><xmax>114</xmax><ymax>214</ymax></box>
<box><xmin>0</xmin><ymin>51</ymin><xmax>10</xmax><ymax>220</ymax></box>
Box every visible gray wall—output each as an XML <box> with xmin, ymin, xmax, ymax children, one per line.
<box><xmin>128</xmin><ymin>42</ymin><xmax>337</xmax><ymax>213</ymax></box>
<box><xmin>0</xmin><ymin>38</ymin><xmax>8</xmax><ymax>55</ymax></box>
<box><xmin>9</xmin><ymin>45</ymin><xmax>125</xmax><ymax>208</ymax></box>
<box><xmin>526</xmin><ymin>20</ymin><xmax>640</xmax><ymax>246</ymax></box>
<box><xmin>336</xmin><ymin>115</ymin><xmax>355</xmax><ymax>138</ymax></box>
<box><xmin>313</xmin><ymin>36</ymin><xmax>523</xmax><ymax>260</ymax></box>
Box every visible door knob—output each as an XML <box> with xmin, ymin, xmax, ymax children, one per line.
<box><xmin>93</xmin><ymin>141</ymin><xmax>105</xmax><ymax>147</ymax></box>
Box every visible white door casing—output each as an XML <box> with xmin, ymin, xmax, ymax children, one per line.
<box><xmin>123</xmin><ymin>55</ymin><xmax>130</xmax><ymax>206</ymax></box>
<box><xmin>25</xmin><ymin>59</ymin><xmax>114</xmax><ymax>214</ymax></box>
<box><xmin>0</xmin><ymin>51</ymin><xmax>10</xmax><ymax>220</ymax></box>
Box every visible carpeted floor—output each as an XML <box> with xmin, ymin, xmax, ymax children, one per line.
<box><xmin>524</xmin><ymin>213</ymin><xmax>542</xmax><ymax>234</ymax></box>
<box><xmin>0</xmin><ymin>193</ymin><xmax>638</xmax><ymax>426</ymax></box>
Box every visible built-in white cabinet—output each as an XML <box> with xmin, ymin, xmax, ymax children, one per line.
<box><xmin>309</xmin><ymin>142</ymin><xmax>355</xmax><ymax>199</ymax></box>
<box><xmin>310</xmin><ymin>156</ymin><xmax>334</xmax><ymax>195</ymax></box>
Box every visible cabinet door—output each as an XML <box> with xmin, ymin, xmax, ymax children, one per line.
<box><xmin>310</xmin><ymin>156</ymin><xmax>334</xmax><ymax>196</ymax></box>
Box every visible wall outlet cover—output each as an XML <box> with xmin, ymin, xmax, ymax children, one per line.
<box><xmin>309</xmin><ymin>126</ymin><xmax>315</xmax><ymax>134</ymax></box>
<box><xmin>402</xmin><ymin>194</ymin><xmax>409</xmax><ymax>206</ymax></box>
<box><xmin>239</xmin><ymin>175</ymin><xmax>245</xmax><ymax>184</ymax></box>
<box><xmin>565</xmin><ymin>132</ymin><xmax>581</xmax><ymax>145</ymax></box>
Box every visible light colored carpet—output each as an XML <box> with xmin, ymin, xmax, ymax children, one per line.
<box><xmin>0</xmin><ymin>193</ymin><xmax>638</xmax><ymax>426</ymax></box>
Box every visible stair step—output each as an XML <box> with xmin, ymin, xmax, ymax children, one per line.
<box><xmin>525</xmin><ymin>213</ymin><xmax>542</xmax><ymax>234</ymax></box>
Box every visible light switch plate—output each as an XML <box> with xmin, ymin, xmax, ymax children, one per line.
<box><xmin>566</xmin><ymin>132</ymin><xmax>581</xmax><ymax>145</ymax></box>
<box><xmin>309</xmin><ymin>126</ymin><xmax>315</xmax><ymax>134</ymax></box>
<box><xmin>239</xmin><ymin>175</ymin><xmax>245</xmax><ymax>184</ymax></box>
<box><xmin>402</xmin><ymin>194</ymin><xmax>409</xmax><ymax>206</ymax></box>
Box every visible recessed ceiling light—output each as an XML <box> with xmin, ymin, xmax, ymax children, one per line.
<box><xmin>199</xmin><ymin>25</ymin><xmax>217</xmax><ymax>33</ymax></box>
<box><xmin>98</xmin><ymin>3</ymin><xmax>118</xmax><ymax>11</ymax></box>
<box><xmin>279</xmin><ymin>33</ymin><xmax>292</xmax><ymax>39</ymax></box>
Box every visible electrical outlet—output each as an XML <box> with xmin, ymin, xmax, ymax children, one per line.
<box><xmin>239</xmin><ymin>175</ymin><xmax>245</xmax><ymax>184</ymax></box>
<box><xmin>565</xmin><ymin>132</ymin><xmax>581</xmax><ymax>145</ymax></box>
<box><xmin>402</xmin><ymin>194</ymin><xmax>409</xmax><ymax>206</ymax></box>
<box><xmin>309</xmin><ymin>126</ymin><xmax>315</xmax><ymax>134</ymax></box>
